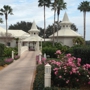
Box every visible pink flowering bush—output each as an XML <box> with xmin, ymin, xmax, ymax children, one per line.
<box><xmin>55</xmin><ymin>50</ymin><xmax>61</xmax><ymax>55</ymax></box>
<box><xmin>48</xmin><ymin>52</ymin><xmax>90</xmax><ymax>88</ymax></box>
<box><xmin>4</xmin><ymin>58</ymin><xmax>13</xmax><ymax>64</ymax></box>
<box><xmin>36</xmin><ymin>55</ymin><xmax>47</xmax><ymax>65</ymax></box>
<box><xmin>14</xmin><ymin>55</ymin><xmax>20</xmax><ymax>60</ymax></box>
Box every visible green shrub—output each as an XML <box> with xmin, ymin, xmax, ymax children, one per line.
<box><xmin>33</xmin><ymin>64</ymin><xmax>44</xmax><ymax>90</ymax></box>
<box><xmin>61</xmin><ymin>88</ymin><xmax>79</xmax><ymax>90</ymax></box>
<box><xmin>3</xmin><ymin>47</ymin><xmax>14</xmax><ymax>57</ymax></box>
<box><xmin>0</xmin><ymin>57</ymin><xmax>5</xmax><ymax>66</ymax></box>
<box><xmin>43</xmin><ymin>87</ymin><xmax>58</xmax><ymax>90</ymax></box>
<box><xmin>13</xmin><ymin>47</ymin><xmax>18</xmax><ymax>55</ymax></box>
<box><xmin>42</xmin><ymin>47</ymin><xmax>57</xmax><ymax>58</ymax></box>
<box><xmin>43</xmin><ymin>87</ymin><xmax>52</xmax><ymax>90</ymax></box>
<box><xmin>0</xmin><ymin>43</ymin><xmax>5</xmax><ymax>57</ymax></box>
<box><xmin>42</xmin><ymin>42</ymin><xmax>70</xmax><ymax>58</ymax></box>
<box><xmin>72</xmin><ymin>45</ymin><xmax>90</xmax><ymax>64</ymax></box>
<box><xmin>42</xmin><ymin>42</ymin><xmax>53</xmax><ymax>47</ymax></box>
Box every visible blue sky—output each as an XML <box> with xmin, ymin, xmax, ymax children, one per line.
<box><xmin>0</xmin><ymin>0</ymin><xmax>90</xmax><ymax>40</ymax></box>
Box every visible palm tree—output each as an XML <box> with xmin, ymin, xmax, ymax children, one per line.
<box><xmin>56</xmin><ymin>0</ymin><xmax>66</xmax><ymax>43</ymax></box>
<box><xmin>0</xmin><ymin>13</ymin><xmax>3</xmax><ymax>23</ymax></box>
<box><xmin>0</xmin><ymin>18</ymin><xmax>3</xmax><ymax>23</ymax></box>
<box><xmin>38</xmin><ymin>0</ymin><xmax>51</xmax><ymax>41</ymax></box>
<box><xmin>0</xmin><ymin>5</ymin><xmax>13</xmax><ymax>45</ymax></box>
<box><xmin>51</xmin><ymin>0</ymin><xmax>57</xmax><ymax>46</ymax></box>
<box><xmin>78</xmin><ymin>1</ymin><xmax>90</xmax><ymax>40</ymax></box>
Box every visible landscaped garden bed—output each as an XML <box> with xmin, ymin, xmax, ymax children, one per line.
<box><xmin>0</xmin><ymin>43</ymin><xmax>20</xmax><ymax>70</ymax></box>
<box><xmin>33</xmin><ymin>42</ymin><xmax>90</xmax><ymax>90</ymax></box>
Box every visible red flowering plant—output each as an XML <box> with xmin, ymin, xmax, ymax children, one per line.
<box><xmin>48</xmin><ymin>52</ymin><xmax>90</xmax><ymax>89</ymax></box>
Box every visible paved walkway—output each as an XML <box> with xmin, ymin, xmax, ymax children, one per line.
<box><xmin>0</xmin><ymin>51</ymin><xmax>37</xmax><ymax>90</ymax></box>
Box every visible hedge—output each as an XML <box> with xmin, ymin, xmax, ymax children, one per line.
<box><xmin>33</xmin><ymin>64</ymin><xmax>44</xmax><ymax>90</ymax></box>
<box><xmin>43</xmin><ymin>87</ymin><xmax>58</xmax><ymax>90</ymax></box>
<box><xmin>67</xmin><ymin>45</ymin><xmax>90</xmax><ymax>65</ymax></box>
<box><xmin>42</xmin><ymin>47</ymin><xmax>57</xmax><ymax>58</ymax></box>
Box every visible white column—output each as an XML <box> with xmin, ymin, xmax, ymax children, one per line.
<box><xmin>36</xmin><ymin>41</ymin><xmax>39</xmax><ymax>51</ymax></box>
<box><xmin>12</xmin><ymin>51</ymin><xmax>14</xmax><ymax>59</ymax></box>
<box><xmin>18</xmin><ymin>40</ymin><xmax>21</xmax><ymax>56</ymax></box>
<box><xmin>45</xmin><ymin>63</ymin><xmax>51</xmax><ymax>87</ymax></box>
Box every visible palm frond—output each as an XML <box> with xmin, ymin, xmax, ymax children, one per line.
<box><xmin>0</xmin><ymin>18</ymin><xmax>3</xmax><ymax>23</ymax></box>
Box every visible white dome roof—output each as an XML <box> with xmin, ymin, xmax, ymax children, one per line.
<box><xmin>51</xmin><ymin>29</ymin><xmax>81</xmax><ymax>37</ymax></box>
<box><xmin>50</xmin><ymin>12</ymin><xmax>81</xmax><ymax>37</ymax></box>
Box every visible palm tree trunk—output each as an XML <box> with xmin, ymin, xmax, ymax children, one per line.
<box><xmin>83</xmin><ymin>11</ymin><xmax>86</xmax><ymax>40</ymax></box>
<box><xmin>57</xmin><ymin>14</ymin><xmax>59</xmax><ymax>43</ymax></box>
<box><xmin>53</xmin><ymin>9</ymin><xmax>56</xmax><ymax>46</ymax></box>
<box><xmin>44</xmin><ymin>5</ymin><xmax>46</xmax><ymax>42</ymax></box>
<box><xmin>6</xmin><ymin>18</ymin><xmax>8</xmax><ymax>45</ymax></box>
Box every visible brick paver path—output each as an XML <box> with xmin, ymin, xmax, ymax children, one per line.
<box><xmin>0</xmin><ymin>51</ymin><xmax>37</xmax><ymax>90</ymax></box>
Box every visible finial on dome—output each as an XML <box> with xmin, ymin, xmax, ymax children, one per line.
<box><xmin>31</xmin><ymin>20</ymin><xmax>37</xmax><ymax>30</ymax></box>
<box><xmin>62</xmin><ymin>12</ymin><xmax>69</xmax><ymax>22</ymax></box>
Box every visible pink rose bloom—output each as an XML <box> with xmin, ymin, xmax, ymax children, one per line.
<box><xmin>59</xmin><ymin>76</ymin><xmax>62</xmax><ymax>78</ymax></box>
<box><xmin>77</xmin><ymin>63</ymin><xmax>81</xmax><ymax>66</ymax></box>
<box><xmin>56</xmin><ymin>62</ymin><xmax>61</xmax><ymax>66</ymax></box>
<box><xmin>54</xmin><ymin>71</ymin><xmax>58</xmax><ymax>75</ymax></box>
<box><xmin>67</xmin><ymin>57</ymin><xmax>73</xmax><ymax>62</ymax></box>
<box><xmin>53</xmin><ymin>68</ymin><xmax>59</xmax><ymax>71</ymax></box>
<box><xmin>66</xmin><ymin>53</ymin><xmax>71</xmax><ymax>57</ymax></box>
<box><xmin>72</xmin><ymin>56</ymin><xmax>76</xmax><ymax>60</ymax></box>
<box><xmin>42</xmin><ymin>57</ymin><xmax>46</xmax><ymax>61</ymax></box>
<box><xmin>88</xmin><ymin>81</ymin><xmax>90</xmax><ymax>84</ymax></box>
<box><xmin>77</xmin><ymin>58</ymin><xmax>81</xmax><ymax>62</ymax></box>
<box><xmin>70</xmin><ymin>71</ymin><xmax>72</xmax><ymax>75</ymax></box>
<box><xmin>76</xmin><ymin>79</ymin><xmax>79</xmax><ymax>82</ymax></box>
<box><xmin>55</xmin><ymin>50</ymin><xmax>61</xmax><ymax>55</ymax></box>
<box><xmin>72</xmin><ymin>68</ymin><xmax>77</xmax><ymax>73</ymax></box>
<box><xmin>66</xmin><ymin>80</ymin><xmax>69</xmax><ymax>84</ymax></box>
<box><xmin>38</xmin><ymin>61</ymin><xmax>42</xmax><ymax>64</ymax></box>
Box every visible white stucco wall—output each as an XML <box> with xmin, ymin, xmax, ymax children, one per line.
<box><xmin>10</xmin><ymin>40</ymin><xmax>16</xmax><ymax>47</ymax></box>
<box><xmin>50</xmin><ymin>37</ymin><xmax>74</xmax><ymax>47</ymax></box>
<box><xmin>0</xmin><ymin>39</ymin><xmax>6</xmax><ymax>45</ymax></box>
<box><xmin>0</xmin><ymin>39</ymin><xmax>16</xmax><ymax>47</ymax></box>
<box><xmin>63</xmin><ymin>37</ymin><xmax>74</xmax><ymax>47</ymax></box>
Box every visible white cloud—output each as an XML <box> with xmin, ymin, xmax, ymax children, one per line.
<box><xmin>0</xmin><ymin>0</ymin><xmax>90</xmax><ymax>40</ymax></box>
